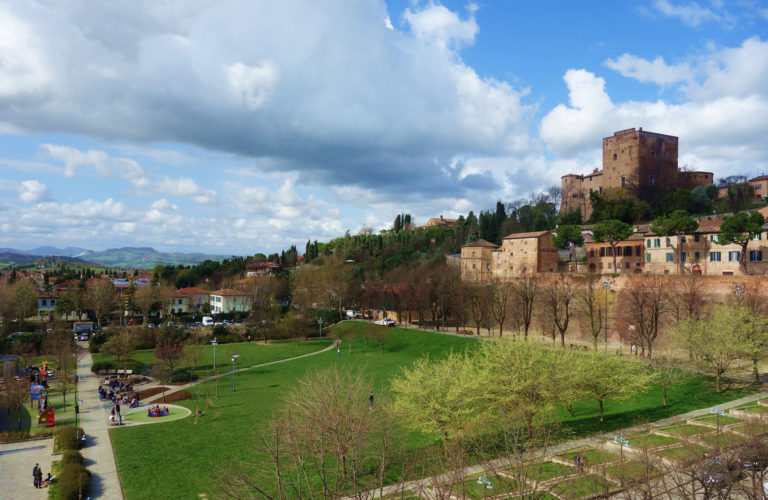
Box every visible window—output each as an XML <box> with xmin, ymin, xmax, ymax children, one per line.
<box><xmin>589</xmin><ymin>249</ymin><xmax>594</xmax><ymax>258</ymax></box>
<box><xmin>646</xmin><ymin>239</ymin><xmax>651</xmax><ymax>248</ymax></box>
<box><xmin>625</xmin><ymin>262</ymin><xmax>630</xmax><ymax>269</ymax></box>
<box><xmin>613</xmin><ymin>153</ymin><xmax>617</xmax><ymax>160</ymax></box>
<box><xmin>753</xmin><ymin>233</ymin><xmax>762</xmax><ymax>241</ymax></box>
<box><xmin>646</xmin><ymin>254</ymin><xmax>651</xmax><ymax>263</ymax></box>
<box><xmin>666</xmin><ymin>238</ymin><xmax>671</xmax><ymax>247</ymax></box>
<box><xmin>486</xmin><ymin>264</ymin><xmax>490</xmax><ymax>270</ymax></box>
<box><xmin>710</xmin><ymin>251</ymin><xmax>722</xmax><ymax>262</ymax></box>
<box><xmin>572</xmin><ymin>193</ymin><xmax>579</xmax><ymax>198</ymax></box>
<box><xmin>750</xmin><ymin>250</ymin><xmax>763</xmax><ymax>262</ymax></box>
<box><xmin>599</xmin><ymin>187</ymin><xmax>603</xmax><ymax>194</ymax></box>
<box><xmin>621</xmin><ymin>176</ymin><xmax>626</xmax><ymax>187</ymax></box>
<box><xmin>636</xmin><ymin>245</ymin><xmax>642</xmax><ymax>255</ymax></box>
<box><xmin>41</xmin><ymin>299</ymin><xmax>47</xmax><ymax>306</ymax></box>
<box><xmin>616</xmin><ymin>247</ymin><xmax>622</xmax><ymax>257</ymax></box>
<box><xmin>599</xmin><ymin>263</ymin><xmax>603</xmax><ymax>269</ymax></box>
<box><xmin>695</xmin><ymin>251</ymin><xmax>700</xmax><ymax>261</ymax></box>
<box><xmin>607</xmin><ymin>247</ymin><xmax>613</xmax><ymax>257</ymax></box>
<box><xmin>600</xmin><ymin>247</ymin><xmax>605</xmax><ymax>257</ymax></box>
<box><xmin>694</xmin><ymin>234</ymin><xmax>700</xmax><ymax>242</ymax></box>
<box><xmin>710</xmin><ymin>234</ymin><xmax>719</xmax><ymax>243</ymax></box>
<box><xmin>681</xmin><ymin>252</ymin><xmax>687</xmax><ymax>262</ymax></box>
<box><xmin>472</xmin><ymin>264</ymin><xmax>476</xmax><ymax>269</ymax></box>
<box><xmin>654</xmin><ymin>238</ymin><xmax>661</xmax><ymax>248</ymax></box>
<box><xmin>472</xmin><ymin>251</ymin><xmax>476</xmax><ymax>257</ymax></box>
<box><xmin>728</xmin><ymin>251</ymin><xmax>740</xmax><ymax>262</ymax></box>
<box><xmin>681</xmin><ymin>236</ymin><xmax>686</xmax><ymax>243</ymax></box>
<box><xmin>758</xmin><ymin>184</ymin><xmax>763</xmax><ymax>190</ymax></box>
<box><xmin>666</xmin><ymin>253</ymin><xmax>674</xmax><ymax>262</ymax></box>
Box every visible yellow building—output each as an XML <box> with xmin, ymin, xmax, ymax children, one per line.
<box><xmin>460</xmin><ymin>239</ymin><xmax>498</xmax><ymax>282</ymax></box>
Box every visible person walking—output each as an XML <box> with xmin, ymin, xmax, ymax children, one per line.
<box><xmin>115</xmin><ymin>402</ymin><xmax>122</xmax><ymax>425</ymax></box>
<box><xmin>35</xmin><ymin>465</ymin><xmax>43</xmax><ymax>489</ymax></box>
<box><xmin>33</xmin><ymin>463</ymin><xmax>39</xmax><ymax>488</ymax></box>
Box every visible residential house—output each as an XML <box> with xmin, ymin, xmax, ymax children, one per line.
<box><xmin>245</xmin><ymin>262</ymin><xmax>281</xmax><ymax>278</ymax></box>
<box><xmin>585</xmin><ymin>233</ymin><xmax>646</xmax><ymax>274</ymax></box>
<box><xmin>492</xmin><ymin>231</ymin><xmax>559</xmax><ymax>278</ymax></box>
<box><xmin>460</xmin><ymin>239</ymin><xmax>498</xmax><ymax>282</ymax></box>
<box><xmin>210</xmin><ymin>289</ymin><xmax>252</xmax><ymax>314</ymax></box>
<box><xmin>172</xmin><ymin>287</ymin><xmax>210</xmax><ymax>314</ymax></box>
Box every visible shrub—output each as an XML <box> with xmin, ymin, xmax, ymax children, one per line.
<box><xmin>57</xmin><ymin>463</ymin><xmax>91</xmax><ymax>500</ymax></box>
<box><xmin>55</xmin><ymin>426</ymin><xmax>85</xmax><ymax>452</ymax></box>
<box><xmin>90</xmin><ymin>360</ymin><xmax>146</xmax><ymax>375</ymax></box>
<box><xmin>0</xmin><ymin>430</ymin><xmax>30</xmax><ymax>442</ymax></box>
<box><xmin>171</xmin><ymin>369</ymin><xmax>199</xmax><ymax>383</ymax></box>
<box><xmin>88</xmin><ymin>330</ymin><xmax>110</xmax><ymax>353</ymax></box>
<box><xmin>61</xmin><ymin>450</ymin><xmax>84</xmax><ymax>466</ymax></box>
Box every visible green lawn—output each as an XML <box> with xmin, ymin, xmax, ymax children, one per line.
<box><xmin>551</xmin><ymin>474</ymin><xmax>616</xmax><ymax>499</ymax></box>
<box><xmin>107</xmin><ymin>323</ymin><xmax>764</xmax><ymax>500</ymax></box>
<box><xmin>122</xmin><ymin>407</ymin><xmax>190</xmax><ymax>423</ymax></box>
<box><xmin>458</xmin><ymin>472</ymin><xmax>523</xmax><ymax>499</ymax></box>
<box><xmin>655</xmin><ymin>444</ymin><xmax>709</xmax><ymax>463</ymax></box>
<box><xmin>735</xmin><ymin>404</ymin><xmax>768</xmax><ymax>414</ymax></box>
<box><xmin>604</xmin><ymin>461</ymin><xmax>657</xmax><ymax>482</ymax></box>
<box><xmin>624</xmin><ymin>433</ymin><xmax>679</xmax><ymax>449</ymax></box>
<box><xmin>657</xmin><ymin>423</ymin><xmax>712</xmax><ymax>438</ymax></box>
<box><xmin>0</xmin><ymin>376</ymin><xmax>79</xmax><ymax>434</ymax></box>
<box><xmin>692</xmin><ymin>414</ymin><xmax>742</xmax><ymax>426</ymax></box>
<box><xmin>697</xmin><ymin>431</ymin><xmax>739</xmax><ymax>448</ymax></box>
<box><xmin>92</xmin><ymin>338</ymin><xmax>333</xmax><ymax>380</ymax></box>
<box><xmin>521</xmin><ymin>461</ymin><xmax>575</xmax><ymax>483</ymax></box>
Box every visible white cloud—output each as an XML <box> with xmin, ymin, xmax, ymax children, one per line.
<box><xmin>541</xmin><ymin>37</ymin><xmax>768</xmax><ymax>178</ymax></box>
<box><xmin>18</xmin><ymin>180</ymin><xmax>49</xmax><ymax>203</ymax></box>
<box><xmin>403</xmin><ymin>2</ymin><xmax>478</xmax><ymax>50</ymax></box>
<box><xmin>651</xmin><ymin>0</ymin><xmax>723</xmax><ymax>27</ymax></box>
<box><xmin>0</xmin><ymin>7</ymin><xmax>50</xmax><ymax>97</ymax></box>
<box><xmin>225</xmin><ymin>61</ymin><xmax>279</xmax><ymax>110</ymax></box>
<box><xmin>604</xmin><ymin>54</ymin><xmax>692</xmax><ymax>86</ymax></box>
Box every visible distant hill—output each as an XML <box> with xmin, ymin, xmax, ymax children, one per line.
<box><xmin>71</xmin><ymin>247</ymin><xmax>229</xmax><ymax>269</ymax></box>
<box><xmin>0</xmin><ymin>247</ymin><xmax>229</xmax><ymax>270</ymax></box>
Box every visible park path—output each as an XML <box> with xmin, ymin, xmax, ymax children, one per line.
<box><xmin>0</xmin><ymin>438</ymin><xmax>53</xmax><ymax>500</ymax></box>
<box><xmin>142</xmin><ymin>339</ymin><xmax>335</xmax><ymax>404</ymax></box>
<box><xmin>353</xmin><ymin>390</ymin><xmax>768</xmax><ymax>499</ymax></box>
<box><xmin>75</xmin><ymin>343</ymin><xmax>124</xmax><ymax>500</ymax></box>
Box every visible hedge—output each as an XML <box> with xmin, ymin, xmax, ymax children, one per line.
<box><xmin>54</xmin><ymin>426</ymin><xmax>85</xmax><ymax>452</ymax></box>
<box><xmin>61</xmin><ymin>450</ymin><xmax>84</xmax><ymax>466</ymax></box>
<box><xmin>57</xmin><ymin>463</ymin><xmax>91</xmax><ymax>500</ymax></box>
<box><xmin>90</xmin><ymin>360</ymin><xmax>146</xmax><ymax>375</ymax></box>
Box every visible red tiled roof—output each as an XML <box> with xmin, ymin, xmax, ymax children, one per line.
<box><xmin>177</xmin><ymin>286</ymin><xmax>209</xmax><ymax>295</ymax></box>
<box><xmin>502</xmin><ymin>230</ymin><xmax>550</xmax><ymax>240</ymax></box>
<box><xmin>462</xmin><ymin>238</ymin><xmax>499</xmax><ymax>248</ymax></box>
<box><xmin>211</xmin><ymin>288</ymin><xmax>250</xmax><ymax>296</ymax></box>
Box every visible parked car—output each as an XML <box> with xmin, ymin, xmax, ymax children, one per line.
<box><xmin>202</xmin><ymin>316</ymin><xmax>214</xmax><ymax>327</ymax></box>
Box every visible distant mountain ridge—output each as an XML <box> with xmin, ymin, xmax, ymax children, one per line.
<box><xmin>0</xmin><ymin>246</ymin><xmax>230</xmax><ymax>269</ymax></box>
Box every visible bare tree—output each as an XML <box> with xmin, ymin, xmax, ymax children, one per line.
<box><xmin>87</xmin><ymin>280</ymin><xmax>119</xmax><ymax>328</ymax></box>
<box><xmin>488</xmin><ymin>278</ymin><xmax>511</xmax><ymax>336</ymax></box>
<box><xmin>579</xmin><ymin>275</ymin><xmax>603</xmax><ymax>350</ymax></box>
<box><xmin>671</xmin><ymin>273</ymin><xmax>706</xmax><ymax>323</ymax></box>
<box><xmin>465</xmin><ymin>283</ymin><xmax>487</xmax><ymax>335</ymax></box>
<box><xmin>511</xmin><ymin>273</ymin><xmax>539</xmax><ymax>339</ymax></box>
<box><xmin>619</xmin><ymin>276</ymin><xmax>669</xmax><ymax>360</ymax></box>
<box><xmin>544</xmin><ymin>276</ymin><xmax>575</xmax><ymax>347</ymax></box>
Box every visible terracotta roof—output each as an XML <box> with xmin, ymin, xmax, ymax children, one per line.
<box><xmin>211</xmin><ymin>288</ymin><xmax>250</xmax><ymax>296</ymax></box>
<box><xmin>462</xmin><ymin>239</ymin><xmax>499</xmax><ymax>248</ymax></box>
<box><xmin>694</xmin><ymin>219</ymin><xmax>723</xmax><ymax>233</ymax></box>
<box><xmin>750</xmin><ymin>175</ymin><xmax>768</xmax><ymax>182</ymax></box>
<box><xmin>502</xmin><ymin>230</ymin><xmax>550</xmax><ymax>240</ymax></box>
<box><xmin>585</xmin><ymin>233</ymin><xmax>645</xmax><ymax>243</ymax></box>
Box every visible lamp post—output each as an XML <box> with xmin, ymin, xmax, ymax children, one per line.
<box><xmin>710</xmin><ymin>405</ymin><xmax>726</xmax><ymax>434</ymax></box>
<box><xmin>231</xmin><ymin>354</ymin><xmax>239</xmax><ymax>392</ymax></box>
<box><xmin>613</xmin><ymin>433</ymin><xmax>630</xmax><ymax>460</ymax></box>
<box><xmin>211</xmin><ymin>338</ymin><xmax>218</xmax><ymax>371</ymax></box>
<box><xmin>602</xmin><ymin>280</ymin><xmax>611</xmax><ymax>344</ymax></box>
<box><xmin>476</xmin><ymin>475</ymin><xmax>493</xmax><ymax>498</ymax></box>
<box><xmin>317</xmin><ymin>318</ymin><xmax>323</xmax><ymax>339</ymax></box>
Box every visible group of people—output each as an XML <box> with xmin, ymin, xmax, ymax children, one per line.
<box><xmin>148</xmin><ymin>405</ymin><xmax>169</xmax><ymax>417</ymax></box>
<box><xmin>32</xmin><ymin>463</ymin><xmax>52</xmax><ymax>489</ymax></box>
<box><xmin>98</xmin><ymin>382</ymin><xmax>136</xmax><ymax>406</ymax></box>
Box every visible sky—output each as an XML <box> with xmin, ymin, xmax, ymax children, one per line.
<box><xmin>1</xmin><ymin>0</ymin><xmax>767</xmax><ymax>256</ymax></box>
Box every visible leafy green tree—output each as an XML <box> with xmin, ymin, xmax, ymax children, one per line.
<box><xmin>575</xmin><ymin>353</ymin><xmax>653</xmax><ymax>422</ymax></box>
<box><xmin>717</xmin><ymin>211</ymin><xmax>765</xmax><ymax>274</ymax></box>
<box><xmin>704</xmin><ymin>183</ymin><xmax>719</xmax><ymax>200</ymax></box>
<box><xmin>733</xmin><ymin>307</ymin><xmax>768</xmax><ymax>383</ymax></box>
<box><xmin>552</xmin><ymin>225</ymin><xmax>585</xmax><ymax>261</ymax></box>
<box><xmin>480</xmin><ymin>339</ymin><xmax>576</xmax><ymax>434</ymax></box>
<box><xmin>102</xmin><ymin>329</ymin><xmax>137</xmax><ymax>373</ymax></box>
<box><xmin>688</xmin><ymin>186</ymin><xmax>711</xmax><ymax>214</ymax></box>
<box><xmin>592</xmin><ymin>220</ymin><xmax>634</xmax><ymax>272</ymax></box>
<box><xmin>650</xmin><ymin>210</ymin><xmax>699</xmax><ymax>274</ymax></box>
<box><xmin>674</xmin><ymin>306</ymin><xmax>743</xmax><ymax>392</ymax></box>
<box><xmin>391</xmin><ymin>351</ymin><xmax>484</xmax><ymax>456</ymax></box>
<box><xmin>558</xmin><ymin>209</ymin><xmax>583</xmax><ymax>226</ymax></box>
<box><xmin>6</xmin><ymin>281</ymin><xmax>38</xmax><ymax>325</ymax></box>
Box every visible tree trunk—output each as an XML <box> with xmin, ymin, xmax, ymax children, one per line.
<box><xmin>599</xmin><ymin>399</ymin><xmax>604</xmax><ymax>422</ymax></box>
<box><xmin>560</xmin><ymin>331</ymin><xmax>565</xmax><ymax>347</ymax></box>
<box><xmin>753</xmin><ymin>358</ymin><xmax>760</xmax><ymax>383</ymax></box>
<box><xmin>612</xmin><ymin>244</ymin><xmax>618</xmax><ymax>273</ymax></box>
<box><xmin>475</xmin><ymin>320</ymin><xmax>481</xmax><ymax>335</ymax></box>
<box><xmin>663</xmin><ymin>386</ymin><xmax>668</xmax><ymax>407</ymax></box>
<box><xmin>716</xmin><ymin>371</ymin><xmax>721</xmax><ymax>393</ymax></box>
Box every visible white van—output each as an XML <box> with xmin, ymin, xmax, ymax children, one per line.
<box><xmin>202</xmin><ymin>316</ymin><xmax>214</xmax><ymax>326</ymax></box>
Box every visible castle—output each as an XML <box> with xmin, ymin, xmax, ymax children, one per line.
<box><xmin>560</xmin><ymin>128</ymin><xmax>713</xmax><ymax>220</ymax></box>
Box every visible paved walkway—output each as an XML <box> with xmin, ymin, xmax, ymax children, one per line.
<box><xmin>142</xmin><ymin>339</ymin><xmax>335</xmax><ymax>404</ymax></box>
<box><xmin>76</xmin><ymin>343</ymin><xmax>124</xmax><ymax>500</ymax></box>
<box><xmin>0</xmin><ymin>437</ymin><xmax>54</xmax><ymax>500</ymax></box>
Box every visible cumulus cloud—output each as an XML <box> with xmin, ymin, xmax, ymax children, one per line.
<box><xmin>18</xmin><ymin>180</ymin><xmax>49</xmax><ymax>203</ymax></box>
<box><xmin>0</xmin><ymin>0</ymin><xmax>534</xmax><ymax>199</ymax></box>
<box><xmin>541</xmin><ymin>37</ymin><xmax>768</xmax><ymax>178</ymax></box>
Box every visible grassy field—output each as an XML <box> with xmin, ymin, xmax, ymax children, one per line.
<box><xmin>108</xmin><ymin>323</ymin><xmax>763</xmax><ymax>500</ymax></box>
<box><xmin>92</xmin><ymin>338</ymin><xmax>333</xmax><ymax>380</ymax></box>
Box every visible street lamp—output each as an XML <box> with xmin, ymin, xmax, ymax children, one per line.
<box><xmin>710</xmin><ymin>405</ymin><xmax>726</xmax><ymax>434</ymax></box>
<box><xmin>734</xmin><ymin>284</ymin><xmax>745</xmax><ymax>302</ymax></box>
<box><xmin>231</xmin><ymin>354</ymin><xmax>239</xmax><ymax>392</ymax></box>
<box><xmin>476</xmin><ymin>475</ymin><xmax>493</xmax><ymax>498</ymax></box>
<box><xmin>613</xmin><ymin>433</ymin><xmax>630</xmax><ymax>460</ymax></box>
<box><xmin>317</xmin><ymin>318</ymin><xmax>323</xmax><ymax>338</ymax></box>
<box><xmin>211</xmin><ymin>338</ymin><xmax>218</xmax><ymax>371</ymax></box>
<box><xmin>602</xmin><ymin>280</ymin><xmax>611</xmax><ymax>344</ymax></box>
